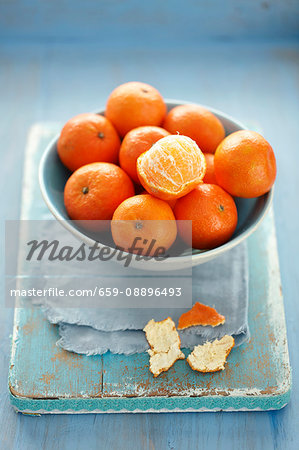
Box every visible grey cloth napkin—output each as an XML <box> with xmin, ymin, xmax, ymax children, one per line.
<box><xmin>57</xmin><ymin>322</ymin><xmax>248</xmax><ymax>356</ymax></box>
<box><xmin>42</xmin><ymin>242</ymin><xmax>249</xmax><ymax>354</ymax></box>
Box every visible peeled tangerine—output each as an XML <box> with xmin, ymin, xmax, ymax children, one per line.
<box><xmin>137</xmin><ymin>135</ymin><xmax>206</xmax><ymax>201</ymax></box>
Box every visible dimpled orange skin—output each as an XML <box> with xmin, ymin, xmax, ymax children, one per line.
<box><xmin>137</xmin><ymin>134</ymin><xmax>206</xmax><ymax>201</ymax></box>
<box><xmin>64</xmin><ymin>162</ymin><xmax>135</xmax><ymax>223</ymax></box>
<box><xmin>203</xmin><ymin>153</ymin><xmax>218</xmax><ymax>185</ymax></box>
<box><xmin>105</xmin><ymin>82</ymin><xmax>167</xmax><ymax>137</ymax></box>
<box><xmin>214</xmin><ymin>130</ymin><xmax>277</xmax><ymax>198</ymax></box>
<box><xmin>57</xmin><ymin>113</ymin><xmax>121</xmax><ymax>172</ymax></box>
<box><xmin>178</xmin><ymin>302</ymin><xmax>225</xmax><ymax>329</ymax></box>
<box><xmin>111</xmin><ymin>195</ymin><xmax>177</xmax><ymax>255</ymax></box>
<box><xmin>119</xmin><ymin>126</ymin><xmax>170</xmax><ymax>184</ymax></box>
<box><xmin>163</xmin><ymin>104</ymin><xmax>225</xmax><ymax>153</ymax></box>
<box><xmin>174</xmin><ymin>184</ymin><xmax>238</xmax><ymax>250</ymax></box>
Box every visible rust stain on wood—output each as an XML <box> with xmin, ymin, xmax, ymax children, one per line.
<box><xmin>22</xmin><ymin>322</ymin><xmax>37</xmax><ymax>335</ymax></box>
<box><xmin>51</xmin><ymin>348</ymin><xmax>84</xmax><ymax>369</ymax></box>
<box><xmin>40</xmin><ymin>373</ymin><xmax>56</xmax><ymax>385</ymax></box>
<box><xmin>260</xmin><ymin>386</ymin><xmax>279</xmax><ymax>395</ymax></box>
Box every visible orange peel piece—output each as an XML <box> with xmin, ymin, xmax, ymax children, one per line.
<box><xmin>187</xmin><ymin>335</ymin><xmax>235</xmax><ymax>372</ymax></box>
<box><xmin>143</xmin><ymin>317</ymin><xmax>185</xmax><ymax>377</ymax></box>
<box><xmin>178</xmin><ymin>302</ymin><xmax>225</xmax><ymax>330</ymax></box>
<box><xmin>137</xmin><ymin>134</ymin><xmax>206</xmax><ymax>201</ymax></box>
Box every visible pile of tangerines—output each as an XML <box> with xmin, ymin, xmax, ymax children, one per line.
<box><xmin>58</xmin><ymin>81</ymin><xmax>276</xmax><ymax>254</ymax></box>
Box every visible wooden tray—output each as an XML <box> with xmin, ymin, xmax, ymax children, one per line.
<box><xmin>8</xmin><ymin>124</ymin><xmax>291</xmax><ymax>414</ymax></box>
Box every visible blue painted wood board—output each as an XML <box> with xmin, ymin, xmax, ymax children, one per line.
<box><xmin>1</xmin><ymin>0</ymin><xmax>299</xmax><ymax>42</ymax></box>
<box><xmin>1</xmin><ymin>40</ymin><xmax>298</xmax><ymax>448</ymax></box>
<box><xmin>8</xmin><ymin>124</ymin><xmax>291</xmax><ymax>413</ymax></box>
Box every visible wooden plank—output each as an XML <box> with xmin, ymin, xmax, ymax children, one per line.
<box><xmin>10</xmin><ymin>308</ymin><xmax>103</xmax><ymax>399</ymax></box>
<box><xmin>102</xmin><ymin>209</ymin><xmax>291</xmax><ymax>401</ymax></box>
<box><xmin>8</xmin><ymin>124</ymin><xmax>290</xmax><ymax>411</ymax></box>
<box><xmin>8</xmin><ymin>125</ymin><xmax>104</xmax><ymax>400</ymax></box>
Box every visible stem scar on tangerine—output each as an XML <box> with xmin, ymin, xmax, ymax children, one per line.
<box><xmin>57</xmin><ymin>113</ymin><xmax>120</xmax><ymax>171</ymax></box>
<box><xmin>105</xmin><ymin>81</ymin><xmax>167</xmax><ymax>137</ymax></box>
<box><xmin>174</xmin><ymin>184</ymin><xmax>238</xmax><ymax>250</ymax></box>
<box><xmin>64</xmin><ymin>162</ymin><xmax>135</xmax><ymax>231</ymax></box>
<box><xmin>111</xmin><ymin>195</ymin><xmax>177</xmax><ymax>256</ymax></box>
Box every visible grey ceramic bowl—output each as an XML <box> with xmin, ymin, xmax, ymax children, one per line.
<box><xmin>39</xmin><ymin>100</ymin><xmax>273</xmax><ymax>270</ymax></box>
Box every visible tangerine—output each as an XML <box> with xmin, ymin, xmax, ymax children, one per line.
<box><xmin>106</xmin><ymin>82</ymin><xmax>166</xmax><ymax>137</ymax></box>
<box><xmin>139</xmin><ymin>189</ymin><xmax>177</xmax><ymax>210</ymax></box>
<box><xmin>137</xmin><ymin>135</ymin><xmax>206</xmax><ymax>201</ymax></box>
<box><xmin>203</xmin><ymin>153</ymin><xmax>218</xmax><ymax>185</ymax></box>
<box><xmin>111</xmin><ymin>194</ymin><xmax>177</xmax><ymax>255</ymax></box>
<box><xmin>163</xmin><ymin>104</ymin><xmax>225</xmax><ymax>153</ymax></box>
<box><xmin>119</xmin><ymin>126</ymin><xmax>170</xmax><ymax>184</ymax></box>
<box><xmin>64</xmin><ymin>162</ymin><xmax>135</xmax><ymax>225</ymax></box>
<box><xmin>214</xmin><ymin>130</ymin><xmax>276</xmax><ymax>198</ymax></box>
<box><xmin>174</xmin><ymin>184</ymin><xmax>238</xmax><ymax>249</ymax></box>
<box><xmin>57</xmin><ymin>113</ymin><xmax>120</xmax><ymax>172</ymax></box>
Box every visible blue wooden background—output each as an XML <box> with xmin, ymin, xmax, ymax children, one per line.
<box><xmin>1</xmin><ymin>0</ymin><xmax>299</xmax><ymax>42</ymax></box>
<box><xmin>0</xmin><ymin>0</ymin><xmax>299</xmax><ymax>449</ymax></box>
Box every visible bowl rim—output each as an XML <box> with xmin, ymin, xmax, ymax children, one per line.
<box><xmin>38</xmin><ymin>99</ymin><xmax>274</xmax><ymax>266</ymax></box>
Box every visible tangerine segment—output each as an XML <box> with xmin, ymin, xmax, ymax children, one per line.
<box><xmin>178</xmin><ymin>302</ymin><xmax>225</xmax><ymax>330</ymax></box>
<box><xmin>111</xmin><ymin>195</ymin><xmax>177</xmax><ymax>256</ymax></box>
<box><xmin>137</xmin><ymin>135</ymin><xmax>206</xmax><ymax>201</ymax></box>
